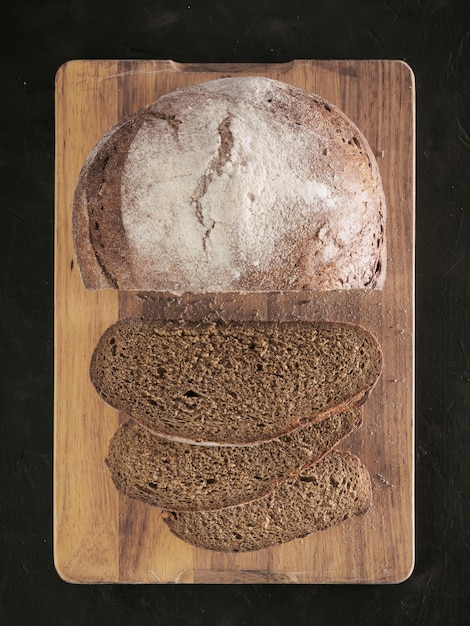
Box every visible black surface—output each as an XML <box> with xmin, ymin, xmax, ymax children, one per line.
<box><xmin>1</xmin><ymin>1</ymin><xmax>469</xmax><ymax>624</ymax></box>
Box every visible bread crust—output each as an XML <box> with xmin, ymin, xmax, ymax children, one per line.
<box><xmin>73</xmin><ymin>76</ymin><xmax>386</xmax><ymax>292</ymax></box>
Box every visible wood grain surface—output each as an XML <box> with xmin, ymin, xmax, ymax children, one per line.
<box><xmin>54</xmin><ymin>59</ymin><xmax>415</xmax><ymax>584</ymax></box>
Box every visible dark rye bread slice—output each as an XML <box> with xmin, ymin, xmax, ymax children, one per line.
<box><xmin>162</xmin><ymin>450</ymin><xmax>372</xmax><ymax>552</ymax></box>
<box><xmin>90</xmin><ymin>319</ymin><xmax>382</xmax><ymax>445</ymax></box>
<box><xmin>105</xmin><ymin>408</ymin><xmax>362</xmax><ymax>511</ymax></box>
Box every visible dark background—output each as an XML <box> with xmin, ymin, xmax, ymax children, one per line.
<box><xmin>1</xmin><ymin>1</ymin><xmax>469</xmax><ymax>624</ymax></box>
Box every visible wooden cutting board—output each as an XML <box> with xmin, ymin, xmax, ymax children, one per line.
<box><xmin>54</xmin><ymin>59</ymin><xmax>415</xmax><ymax>584</ymax></box>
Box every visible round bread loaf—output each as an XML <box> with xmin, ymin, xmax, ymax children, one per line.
<box><xmin>73</xmin><ymin>76</ymin><xmax>386</xmax><ymax>291</ymax></box>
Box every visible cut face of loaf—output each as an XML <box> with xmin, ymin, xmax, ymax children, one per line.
<box><xmin>105</xmin><ymin>408</ymin><xmax>362</xmax><ymax>511</ymax></box>
<box><xmin>162</xmin><ymin>450</ymin><xmax>372</xmax><ymax>552</ymax></box>
<box><xmin>73</xmin><ymin>76</ymin><xmax>386</xmax><ymax>292</ymax></box>
<box><xmin>90</xmin><ymin>319</ymin><xmax>382</xmax><ymax>445</ymax></box>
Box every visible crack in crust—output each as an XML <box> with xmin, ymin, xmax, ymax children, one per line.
<box><xmin>190</xmin><ymin>114</ymin><xmax>234</xmax><ymax>252</ymax></box>
<box><xmin>150</xmin><ymin>110</ymin><xmax>182</xmax><ymax>139</ymax></box>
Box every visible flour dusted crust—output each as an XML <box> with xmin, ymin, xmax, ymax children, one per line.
<box><xmin>73</xmin><ymin>76</ymin><xmax>386</xmax><ymax>292</ymax></box>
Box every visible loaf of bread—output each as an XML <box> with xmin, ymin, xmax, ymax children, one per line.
<box><xmin>105</xmin><ymin>408</ymin><xmax>361</xmax><ymax>511</ymax></box>
<box><xmin>162</xmin><ymin>450</ymin><xmax>371</xmax><ymax>552</ymax></box>
<box><xmin>73</xmin><ymin>76</ymin><xmax>386</xmax><ymax>292</ymax></box>
<box><xmin>90</xmin><ymin>318</ymin><xmax>382</xmax><ymax>445</ymax></box>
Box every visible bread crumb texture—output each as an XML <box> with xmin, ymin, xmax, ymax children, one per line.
<box><xmin>162</xmin><ymin>450</ymin><xmax>372</xmax><ymax>552</ymax></box>
<box><xmin>105</xmin><ymin>408</ymin><xmax>362</xmax><ymax>511</ymax></box>
<box><xmin>91</xmin><ymin>318</ymin><xmax>382</xmax><ymax>445</ymax></box>
<box><xmin>73</xmin><ymin>76</ymin><xmax>386</xmax><ymax>291</ymax></box>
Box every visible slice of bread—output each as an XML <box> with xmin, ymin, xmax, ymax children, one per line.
<box><xmin>162</xmin><ymin>450</ymin><xmax>372</xmax><ymax>552</ymax></box>
<box><xmin>72</xmin><ymin>76</ymin><xmax>386</xmax><ymax>292</ymax></box>
<box><xmin>90</xmin><ymin>319</ymin><xmax>382</xmax><ymax>445</ymax></box>
<box><xmin>105</xmin><ymin>408</ymin><xmax>362</xmax><ymax>511</ymax></box>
